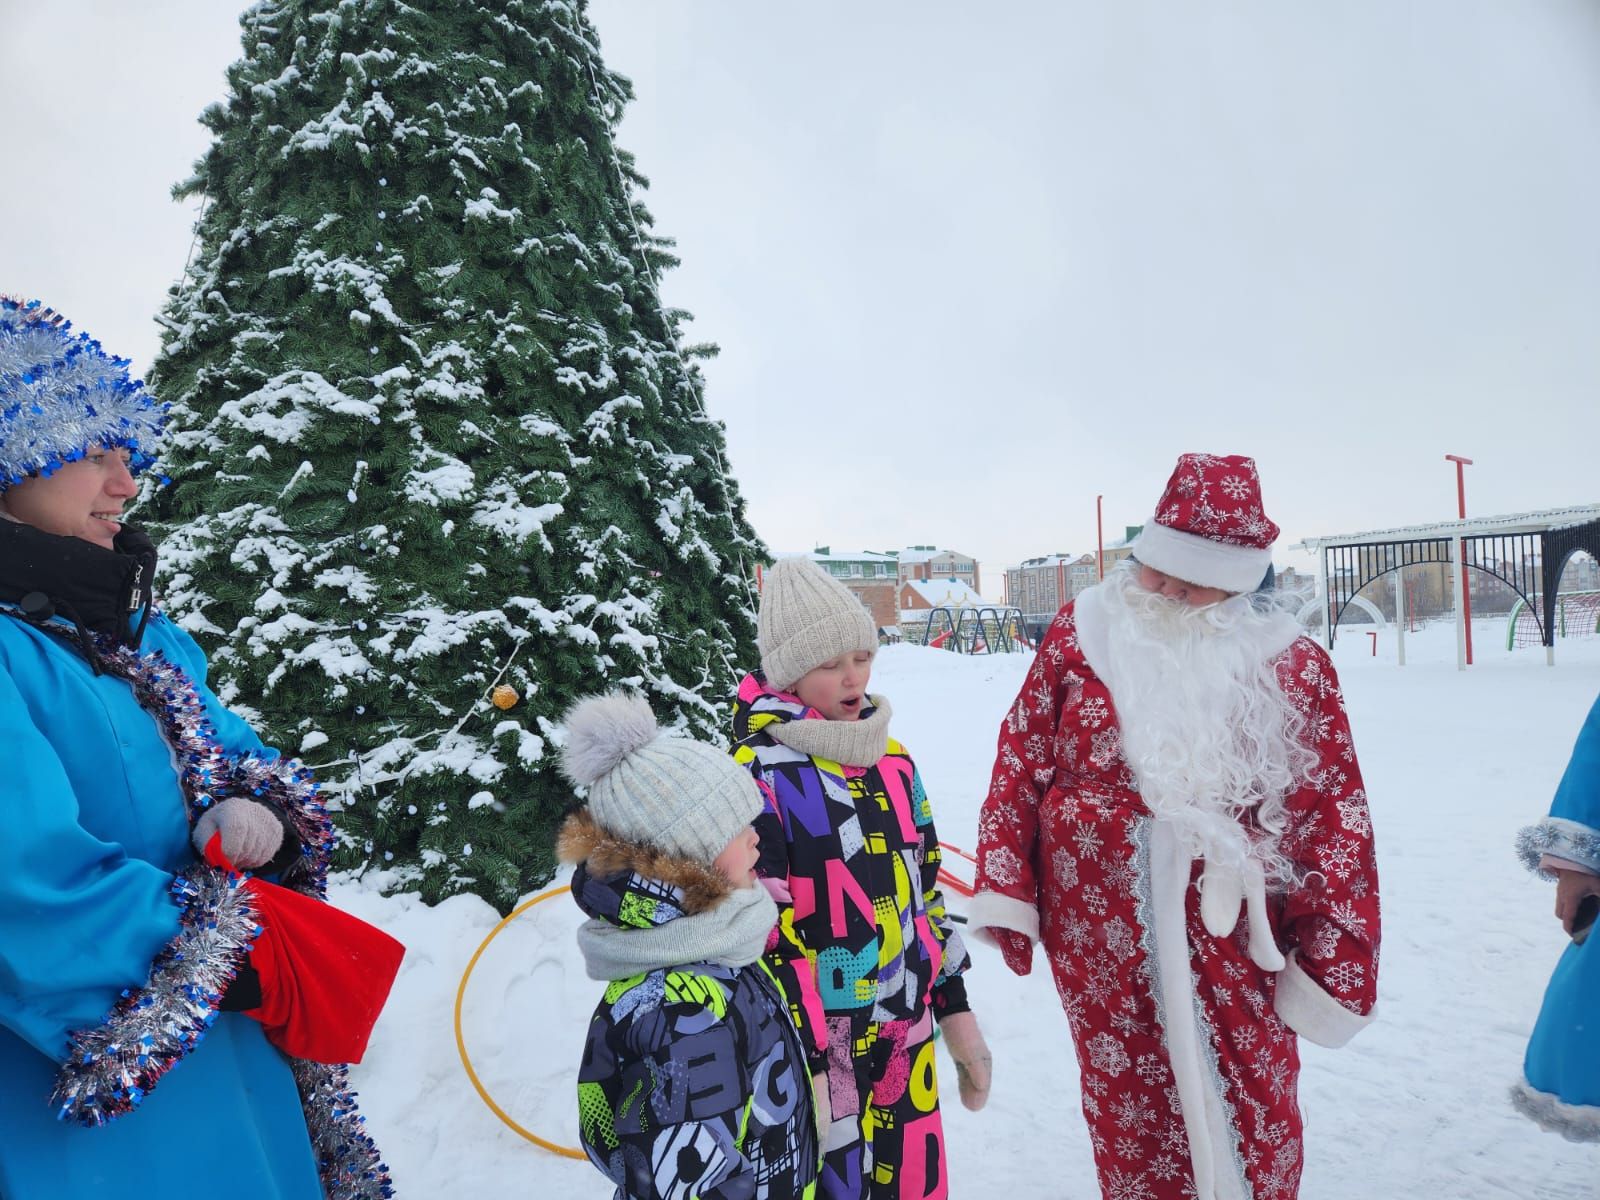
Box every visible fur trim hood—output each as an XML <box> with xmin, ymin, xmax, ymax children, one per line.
<box><xmin>558</xmin><ymin>809</ymin><xmax>734</xmax><ymax>920</ymax></box>
<box><xmin>560</xmin><ymin>810</ymin><xmax>777</xmax><ymax>981</ymax></box>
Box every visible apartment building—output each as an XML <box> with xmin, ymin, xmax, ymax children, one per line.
<box><xmin>1004</xmin><ymin>552</ymin><xmax>1098</xmax><ymax>615</ymax></box>
<box><xmin>897</xmin><ymin>546</ymin><xmax>981</xmax><ymax>595</ymax></box>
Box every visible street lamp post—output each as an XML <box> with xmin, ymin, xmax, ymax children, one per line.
<box><xmin>1096</xmin><ymin>494</ymin><xmax>1105</xmax><ymax>580</ymax></box>
<box><xmin>1446</xmin><ymin>454</ymin><xmax>1473</xmax><ymax>668</ymax></box>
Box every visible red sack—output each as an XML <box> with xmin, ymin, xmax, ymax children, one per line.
<box><xmin>205</xmin><ymin>835</ymin><xmax>405</xmax><ymax>1064</ymax></box>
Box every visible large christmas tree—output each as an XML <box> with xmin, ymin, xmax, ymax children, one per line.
<box><xmin>147</xmin><ymin>0</ymin><xmax>764</xmax><ymax>909</ymax></box>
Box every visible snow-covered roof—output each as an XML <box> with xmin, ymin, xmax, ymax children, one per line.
<box><xmin>897</xmin><ymin>546</ymin><xmax>973</xmax><ymax>564</ymax></box>
<box><xmin>902</xmin><ymin>577</ymin><xmax>986</xmax><ymax>608</ymax></box>
<box><xmin>1293</xmin><ymin>504</ymin><xmax>1600</xmax><ymax>550</ymax></box>
<box><xmin>1013</xmin><ymin>553</ymin><xmax>1083</xmax><ymax>569</ymax></box>
<box><xmin>780</xmin><ymin>549</ymin><xmax>897</xmax><ymax>565</ymax></box>
<box><xmin>1102</xmin><ymin>525</ymin><xmax>1146</xmax><ymax>551</ymax></box>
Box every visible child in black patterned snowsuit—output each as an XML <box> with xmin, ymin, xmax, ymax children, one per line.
<box><xmin>560</xmin><ymin>690</ymin><xmax>822</xmax><ymax>1200</ymax></box>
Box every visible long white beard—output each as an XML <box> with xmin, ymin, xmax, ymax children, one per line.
<box><xmin>1094</xmin><ymin>565</ymin><xmax>1318</xmax><ymax>884</ymax></box>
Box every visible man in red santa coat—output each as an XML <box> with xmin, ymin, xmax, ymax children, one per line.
<box><xmin>970</xmin><ymin>453</ymin><xmax>1379</xmax><ymax>1200</ymax></box>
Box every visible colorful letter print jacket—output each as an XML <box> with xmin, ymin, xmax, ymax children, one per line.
<box><xmin>730</xmin><ymin>673</ymin><xmax>971</xmax><ymax>1046</ymax></box>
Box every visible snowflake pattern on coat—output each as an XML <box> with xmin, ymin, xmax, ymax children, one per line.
<box><xmin>975</xmin><ymin>604</ymin><xmax>1380</xmax><ymax>1200</ymax></box>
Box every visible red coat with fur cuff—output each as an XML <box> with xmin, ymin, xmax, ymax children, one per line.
<box><xmin>971</xmin><ymin>603</ymin><xmax>1379</xmax><ymax>1200</ymax></box>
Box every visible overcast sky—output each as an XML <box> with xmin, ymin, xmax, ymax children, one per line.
<box><xmin>5</xmin><ymin>2</ymin><xmax>1599</xmax><ymax>595</ymax></box>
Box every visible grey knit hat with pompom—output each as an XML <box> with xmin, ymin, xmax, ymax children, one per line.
<box><xmin>757</xmin><ymin>557</ymin><xmax>878</xmax><ymax>690</ymax></box>
<box><xmin>559</xmin><ymin>691</ymin><xmax>763</xmax><ymax>865</ymax></box>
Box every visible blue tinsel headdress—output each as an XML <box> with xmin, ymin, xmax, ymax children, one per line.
<box><xmin>0</xmin><ymin>296</ymin><xmax>167</xmax><ymax>489</ymax></box>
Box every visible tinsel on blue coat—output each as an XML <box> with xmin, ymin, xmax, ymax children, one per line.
<box><xmin>0</xmin><ymin>604</ymin><xmax>388</xmax><ymax>1199</ymax></box>
<box><xmin>0</xmin><ymin>297</ymin><xmax>167</xmax><ymax>487</ymax></box>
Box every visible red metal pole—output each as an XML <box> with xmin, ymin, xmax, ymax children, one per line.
<box><xmin>1096</xmin><ymin>494</ymin><xmax>1105</xmax><ymax>580</ymax></box>
<box><xmin>1446</xmin><ymin>455</ymin><xmax>1474</xmax><ymax>665</ymax></box>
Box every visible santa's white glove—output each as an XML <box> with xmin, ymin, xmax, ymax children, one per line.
<box><xmin>812</xmin><ymin>1072</ymin><xmax>832</xmax><ymax>1147</ymax></box>
<box><xmin>192</xmin><ymin>798</ymin><xmax>286</xmax><ymax>869</ymax></box>
<box><xmin>939</xmin><ymin>1011</ymin><xmax>992</xmax><ymax>1111</ymax></box>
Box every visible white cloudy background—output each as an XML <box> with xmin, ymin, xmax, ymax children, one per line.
<box><xmin>4</xmin><ymin>2</ymin><xmax>1599</xmax><ymax>590</ymax></box>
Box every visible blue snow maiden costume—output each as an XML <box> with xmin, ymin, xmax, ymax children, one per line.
<box><xmin>1514</xmin><ymin>690</ymin><xmax>1600</xmax><ymax>1141</ymax></box>
<box><xmin>0</xmin><ymin>296</ymin><xmax>390</xmax><ymax>1199</ymax></box>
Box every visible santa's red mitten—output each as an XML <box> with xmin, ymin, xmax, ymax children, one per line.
<box><xmin>992</xmin><ymin>928</ymin><xmax>1034</xmax><ymax>977</ymax></box>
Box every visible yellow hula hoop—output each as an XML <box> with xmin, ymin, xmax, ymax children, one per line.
<box><xmin>452</xmin><ymin>884</ymin><xmax>588</xmax><ymax>1160</ymax></box>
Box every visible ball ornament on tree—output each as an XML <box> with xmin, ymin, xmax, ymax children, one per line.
<box><xmin>490</xmin><ymin>684</ymin><xmax>519</xmax><ymax>711</ymax></box>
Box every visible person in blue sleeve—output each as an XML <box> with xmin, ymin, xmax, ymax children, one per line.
<box><xmin>1513</xmin><ymin>689</ymin><xmax>1600</xmax><ymax>1141</ymax></box>
<box><xmin>0</xmin><ymin>297</ymin><xmax>391</xmax><ymax>1199</ymax></box>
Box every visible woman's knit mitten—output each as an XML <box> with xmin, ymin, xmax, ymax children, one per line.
<box><xmin>192</xmin><ymin>798</ymin><xmax>285</xmax><ymax>870</ymax></box>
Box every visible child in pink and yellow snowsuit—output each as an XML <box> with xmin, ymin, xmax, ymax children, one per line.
<box><xmin>732</xmin><ymin>558</ymin><xmax>991</xmax><ymax>1200</ymax></box>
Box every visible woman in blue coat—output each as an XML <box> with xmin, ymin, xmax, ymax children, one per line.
<box><xmin>0</xmin><ymin>298</ymin><xmax>391</xmax><ymax>1198</ymax></box>
<box><xmin>1514</xmin><ymin>689</ymin><xmax>1600</xmax><ymax>1141</ymax></box>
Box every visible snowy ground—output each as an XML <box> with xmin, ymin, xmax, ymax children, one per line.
<box><xmin>338</xmin><ymin>617</ymin><xmax>1600</xmax><ymax>1198</ymax></box>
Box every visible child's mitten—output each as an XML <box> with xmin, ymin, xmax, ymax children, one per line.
<box><xmin>812</xmin><ymin>1071</ymin><xmax>832</xmax><ymax>1147</ymax></box>
<box><xmin>939</xmin><ymin>1011</ymin><xmax>992</xmax><ymax>1111</ymax></box>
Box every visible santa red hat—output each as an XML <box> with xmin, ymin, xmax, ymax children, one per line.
<box><xmin>1131</xmin><ymin>453</ymin><xmax>1279</xmax><ymax>593</ymax></box>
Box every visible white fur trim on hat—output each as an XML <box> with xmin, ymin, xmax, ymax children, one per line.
<box><xmin>1132</xmin><ymin>519</ymin><xmax>1274</xmax><ymax>595</ymax></box>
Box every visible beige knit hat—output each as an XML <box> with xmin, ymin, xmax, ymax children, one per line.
<box><xmin>559</xmin><ymin>691</ymin><xmax>763</xmax><ymax>865</ymax></box>
<box><xmin>757</xmin><ymin>558</ymin><xmax>878</xmax><ymax>690</ymax></box>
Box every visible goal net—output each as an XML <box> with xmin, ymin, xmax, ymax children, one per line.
<box><xmin>1510</xmin><ymin>591</ymin><xmax>1600</xmax><ymax>648</ymax></box>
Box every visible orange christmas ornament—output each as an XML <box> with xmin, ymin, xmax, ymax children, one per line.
<box><xmin>490</xmin><ymin>684</ymin><xmax>519</xmax><ymax>710</ymax></box>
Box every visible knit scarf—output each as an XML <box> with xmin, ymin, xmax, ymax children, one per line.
<box><xmin>769</xmin><ymin>695</ymin><xmax>894</xmax><ymax>768</ymax></box>
<box><xmin>576</xmin><ymin>882</ymin><xmax>778</xmax><ymax>982</ymax></box>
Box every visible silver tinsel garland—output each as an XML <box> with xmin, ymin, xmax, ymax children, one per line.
<box><xmin>112</xmin><ymin>639</ymin><xmax>336</xmax><ymax>894</ymax></box>
<box><xmin>50</xmin><ymin>866</ymin><xmax>261</xmax><ymax>1125</ymax></box>
<box><xmin>0</xmin><ymin>297</ymin><xmax>167</xmax><ymax>486</ymax></box>
<box><xmin>294</xmin><ymin>1061</ymin><xmax>399</xmax><ymax>1200</ymax></box>
<box><xmin>43</xmin><ymin>627</ymin><xmax>392</xmax><ymax>1198</ymax></box>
